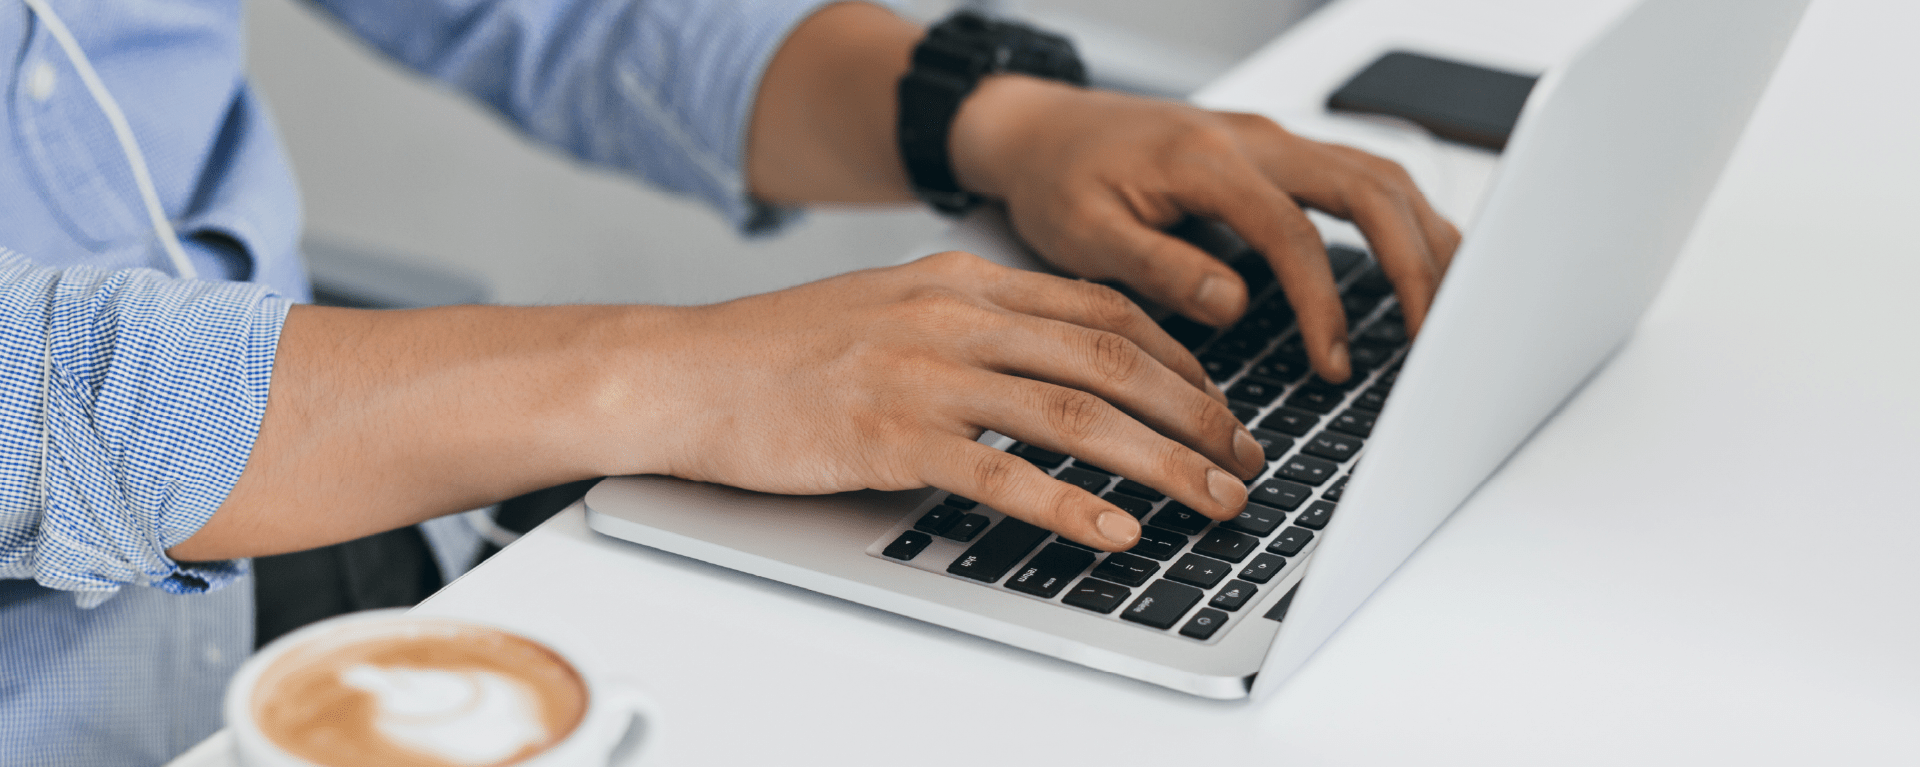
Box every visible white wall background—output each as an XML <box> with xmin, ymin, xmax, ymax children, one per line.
<box><xmin>243</xmin><ymin>0</ymin><xmax>1321</xmax><ymax>306</ymax></box>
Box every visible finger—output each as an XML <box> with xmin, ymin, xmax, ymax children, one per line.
<box><xmin>922</xmin><ymin>438</ymin><xmax>1141</xmax><ymax>551</ymax></box>
<box><xmin>957</xmin><ymin>371</ymin><xmax>1251</xmax><ymax>523</ymax></box>
<box><xmin>968</xmin><ymin>311</ymin><xmax>1264</xmax><ymax>478</ymax></box>
<box><xmin>1315</xmin><ymin>146</ymin><xmax>1447</xmax><ymax>335</ymax></box>
<box><xmin>971</xmin><ymin>265</ymin><xmax>1227</xmax><ymax>404</ymax></box>
<box><xmin>1060</xmin><ymin>198</ymin><xmax>1251</xmax><ymax>329</ymax></box>
<box><xmin>1166</xmin><ymin>157</ymin><xmax>1352</xmax><ymax>382</ymax></box>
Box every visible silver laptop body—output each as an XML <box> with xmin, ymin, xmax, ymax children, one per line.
<box><xmin>584</xmin><ymin>0</ymin><xmax>1808</xmax><ymax>700</ymax></box>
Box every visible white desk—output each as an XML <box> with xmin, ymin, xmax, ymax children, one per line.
<box><xmin>405</xmin><ymin>1</ymin><xmax>1920</xmax><ymax>764</ymax></box>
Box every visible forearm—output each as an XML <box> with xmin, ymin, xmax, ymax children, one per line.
<box><xmin>747</xmin><ymin>2</ymin><xmax>920</xmax><ymax>204</ymax></box>
<box><xmin>168</xmin><ymin>303</ymin><xmax>691</xmax><ymax>561</ymax></box>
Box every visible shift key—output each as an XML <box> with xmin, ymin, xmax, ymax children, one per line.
<box><xmin>948</xmin><ymin>517</ymin><xmax>1051</xmax><ymax>583</ymax></box>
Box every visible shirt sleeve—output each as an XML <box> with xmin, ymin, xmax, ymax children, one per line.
<box><xmin>306</xmin><ymin>0</ymin><xmax>844</xmax><ymax>234</ymax></box>
<box><xmin>0</xmin><ymin>249</ymin><xmax>289</xmax><ymax>607</ymax></box>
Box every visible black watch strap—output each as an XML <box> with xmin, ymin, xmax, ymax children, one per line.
<box><xmin>898</xmin><ymin>11</ymin><xmax>1087</xmax><ymax>215</ymax></box>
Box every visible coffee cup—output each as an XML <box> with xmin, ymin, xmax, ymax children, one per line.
<box><xmin>225</xmin><ymin>610</ymin><xmax>656</xmax><ymax>767</ymax></box>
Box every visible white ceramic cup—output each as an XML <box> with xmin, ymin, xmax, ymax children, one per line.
<box><xmin>225</xmin><ymin>610</ymin><xmax>657</xmax><ymax>767</ymax></box>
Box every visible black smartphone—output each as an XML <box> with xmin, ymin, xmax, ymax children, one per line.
<box><xmin>1327</xmin><ymin>51</ymin><xmax>1539</xmax><ymax>151</ymax></box>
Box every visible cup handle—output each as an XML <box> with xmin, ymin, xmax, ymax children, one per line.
<box><xmin>597</xmin><ymin>681</ymin><xmax>660</xmax><ymax>766</ymax></box>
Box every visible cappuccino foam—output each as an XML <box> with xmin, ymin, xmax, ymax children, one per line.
<box><xmin>253</xmin><ymin>622</ymin><xmax>587</xmax><ymax>767</ymax></box>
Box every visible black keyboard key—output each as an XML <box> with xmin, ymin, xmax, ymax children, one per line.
<box><xmin>1232</xmin><ymin>305</ymin><xmax>1292</xmax><ymax>340</ymax></box>
<box><xmin>1113</xmin><ymin>480</ymin><xmax>1165</xmax><ymax>502</ymax></box>
<box><xmin>1285</xmin><ymin>383</ymin><xmax>1346</xmax><ymax>414</ymax></box>
<box><xmin>1346</xmin><ymin>263</ymin><xmax>1393</xmax><ymax>297</ymax></box>
<box><xmin>1191</xmin><ymin>527</ymin><xmax>1259</xmax><ymax>563</ymax></box>
<box><xmin>1209</xmin><ymin>580</ymin><xmax>1259</xmax><ymax>612</ymax></box>
<box><xmin>1148</xmin><ymin>503</ymin><xmax>1211</xmax><ymax>535</ymax></box>
<box><xmin>1231</xmin><ymin>252</ymin><xmax>1277</xmax><ymax>293</ymax></box>
<box><xmin>1063</xmin><ymin>578</ymin><xmax>1131</xmax><ymax>614</ymax></box>
<box><xmin>1352</xmin><ymin>387</ymin><xmax>1389</xmax><ymax>412</ymax></box>
<box><xmin>1180</xmin><ymin>607</ymin><xmax>1230</xmax><ymax>640</ymax></box>
<box><xmin>1005</xmin><ymin>544</ymin><xmax>1097</xmax><ymax>599</ymax></box>
<box><xmin>1229</xmin><ymin>402</ymin><xmax>1261</xmax><ymax>425</ymax></box>
<box><xmin>1198</xmin><ymin>353</ymin><xmax>1244</xmax><ymax>384</ymax></box>
<box><xmin>1270</xmin><ymin>336</ymin><xmax>1309</xmax><ymax>365</ymax></box>
<box><xmin>1166</xmin><ymin>554</ymin><xmax>1232</xmax><ymax>589</ymax></box>
<box><xmin>1121</xmin><ymin>580</ymin><xmax>1205</xmax><ymax>630</ymax></box>
<box><xmin>1296</xmin><ymin>500</ymin><xmax>1336</xmax><ymax>530</ymax></box>
<box><xmin>1009</xmin><ymin>443</ymin><xmax>1067</xmax><ymax>470</ymax></box>
<box><xmin>1264</xmin><ymin>583</ymin><xmax>1299</xmax><ymax>622</ymax></box>
<box><xmin>1328</xmin><ymin>409</ymin><xmax>1377</xmax><ymax>438</ymax></box>
<box><xmin>1055</xmin><ymin>466</ymin><xmax>1111</xmax><ymax>495</ymax></box>
<box><xmin>1131</xmin><ymin>526</ymin><xmax>1188</xmax><ymax>561</ymax></box>
<box><xmin>1226</xmin><ymin>376</ymin><xmax>1287</xmax><ymax>408</ymax></box>
<box><xmin>1267</xmin><ymin>526</ymin><xmax>1315</xmax><ymax>557</ymax></box>
<box><xmin>1221</xmin><ymin>504</ymin><xmax>1285</xmax><ymax>537</ymax></box>
<box><xmin>947</xmin><ymin>517</ymin><xmax>1051</xmax><ymax>582</ymax></box>
<box><xmin>1209</xmin><ymin>328</ymin><xmax>1268</xmax><ymax>360</ymax></box>
<box><xmin>1090</xmin><ymin>552</ymin><xmax>1160</xmax><ymax>587</ymax></box>
<box><xmin>1257</xmin><ymin>407</ymin><xmax>1319</xmax><ymax>437</ymax></box>
<box><xmin>1349</xmin><ymin>343</ymin><xmax>1396</xmax><ymax>371</ymax></box>
<box><xmin>942</xmin><ymin>494</ymin><xmax>978</xmax><ymax>510</ymax></box>
<box><xmin>943</xmin><ymin>513</ymin><xmax>989</xmax><ymax>542</ymax></box>
<box><xmin>1277</xmin><ymin>454</ymin><xmax>1338</xmax><ymax>485</ymax></box>
<box><xmin>1323</xmin><ymin>475</ymin><xmax>1349</xmax><ymax>502</ymax></box>
<box><xmin>1054</xmin><ymin>536</ymin><xmax>1098</xmax><ymax>552</ymax></box>
<box><xmin>1102</xmin><ymin>492</ymin><xmax>1154</xmax><ymax>519</ymax></box>
<box><xmin>914</xmin><ymin>505</ymin><xmax>962</xmax><ymax>535</ymax></box>
<box><xmin>1249</xmin><ymin>479</ymin><xmax>1312</xmax><ymax>511</ymax></box>
<box><xmin>1070</xmin><ymin>461</ymin><xmax>1115</xmax><ymax>477</ymax></box>
<box><xmin>1325</xmin><ymin>244</ymin><xmax>1368</xmax><ymax>278</ymax></box>
<box><xmin>1249</xmin><ymin>429</ymin><xmax>1295</xmax><ymax>462</ymax></box>
<box><xmin>1342</xmin><ymin>293</ymin><xmax>1381</xmax><ymax>321</ymax></box>
<box><xmin>1359</xmin><ymin>320</ymin><xmax>1407</xmax><ymax>347</ymax></box>
<box><xmin>1159</xmin><ymin>315</ymin><xmax>1214</xmax><ymax>350</ymax></box>
<box><xmin>1249</xmin><ymin>355</ymin><xmax>1307</xmax><ymax>384</ymax></box>
<box><xmin>882</xmin><ymin>530</ymin><xmax>933</xmax><ymax>561</ymax></box>
<box><xmin>1303</xmin><ymin>431</ymin><xmax>1364</xmax><ymax>463</ymax></box>
<box><xmin>1239</xmin><ymin>553</ymin><xmax>1287</xmax><ymax>584</ymax></box>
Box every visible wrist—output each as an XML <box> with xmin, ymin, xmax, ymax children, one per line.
<box><xmin>947</xmin><ymin>74</ymin><xmax>1071</xmax><ymax>201</ymax></box>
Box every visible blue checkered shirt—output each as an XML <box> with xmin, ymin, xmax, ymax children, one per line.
<box><xmin>0</xmin><ymin>1</ymin><xmax>829</xmax><ymax>764</ymax></box>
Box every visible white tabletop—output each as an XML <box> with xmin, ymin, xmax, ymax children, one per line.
<box><xmin>385</xmin><ymin>1</ymin><xmax>1920</xmax><ymax>765</ymax></box>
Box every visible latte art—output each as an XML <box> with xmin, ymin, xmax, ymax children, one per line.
<box><xmin>253</xmin><ymin>623</ymin><xmax>587</xmax><ymax>767</ymax></box>
<box><xmin>340</xmin><ymin>665</ymin><xmax>548</xmax><ymax>765</ymax></box>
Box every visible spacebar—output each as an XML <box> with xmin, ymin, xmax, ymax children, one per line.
<box><xmin>946</xmin><ymin>517</ymin><xmax>1050</xmax><ymax>583</ymax></box>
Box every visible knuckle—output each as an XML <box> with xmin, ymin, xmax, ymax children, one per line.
<box><xmin>897</xmin><ymin>288</ymin><xmax>985</xmax><ymax>331</ymax></box>
<box><xmin>1083</xmin><ymin>329</ymin><xmax>1145</xmax><ymax>386</ymax></box>
<box><xmin>1154</xmin><ymin>439</ymin><xmax>1193</xmax><ymax>482</ymax></box>
<box><xmin>968</xmin><ymin>450</ymin><xmax>1022</xmax><ymax>500</ymax></box>
<box><xmin>1182</xmin><ymin>123</ymin><xmax>1242</xmax><ymax>156</ymax></box>
<box><xmin>1078</xmin><ymin>282</ymin><xmax>1141</xmax><ymax>329</ymax></box>
<box><xmin>1039</xmin><ymin>482</ymin><xmax>1088</xmax><ymax>527</ymax></box>
<box><xmin>921</xmin><ymin>249</ymin><xmax>985</xmax><ymax>273</ymax></box>
<box><xmin>1043</xmin><ymin>387</ymin><xmax>1109</xmax><ymax>442</ymax></box>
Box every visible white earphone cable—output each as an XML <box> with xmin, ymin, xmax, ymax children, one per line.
<box><xmin>22</xmin><ymin>0</ymin><xmax>197</xmax><ymax>281</ymax></box>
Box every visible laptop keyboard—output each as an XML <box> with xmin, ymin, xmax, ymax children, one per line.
<box><xmin>869</xmin><ymin>227</ymin><xmax>1406</xmax><ymax>644</ymax></box>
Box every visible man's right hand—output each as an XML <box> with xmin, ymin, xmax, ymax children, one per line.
<box><xmin>636</xmin><ymin>250</ymin><xmax>1262</xmax><ymax>551</ymax></box>
<box><xmin>173</xmin><ymin>251</ymin><xmax>1260</xmax><ymax>561</ymax></box>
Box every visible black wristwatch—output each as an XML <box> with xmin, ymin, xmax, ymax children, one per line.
<box><xmin>897</xmin><ymin>11</ymin><xmax>1087</xmax><ymax>215</ymax></box>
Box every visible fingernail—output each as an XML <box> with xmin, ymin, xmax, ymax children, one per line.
<box><xmin>1232</xmin><ymin>429</ymin><xmax>1265</xmax><ymax>473</ymax></box>
<box><xmin>1329</xmin><ymin>340</ymin><xmax>1352</xmax><ymax>382</ymax></box>
<box><xmin>1096</xmin><ymin>512</ymin><xmax>1139</xmax><ymax>548</ymax></box>
<box><xmin>1207</xmin><ymin>468</ymin><xmax>1248</xmax><ymax>513</ymax></box>
<box><xmin>1192</xmin><ymin>274</ymin><xmax>1239</xmax><ymax>326</ymax></box>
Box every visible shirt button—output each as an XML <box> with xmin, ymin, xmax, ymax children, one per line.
<box><xmin>28</xmin><ymin>61</ymin><xmax>56</xmax><ymax>101</ymax></box>
<box><xmin>203</xmin><ymin>644</ymin><xmax>225</xmax><ymax>666</ymax></box>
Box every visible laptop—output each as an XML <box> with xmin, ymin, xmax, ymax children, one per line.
<box><xmin>583</xmin><ymin>0</ymin><xmax>1807</xmax><ymax>700</ymax></box>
